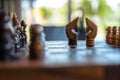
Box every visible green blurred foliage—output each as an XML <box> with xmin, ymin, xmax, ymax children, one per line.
<box><xmin>78</xmin><ymin>0</ymin><xmax>95</xmax><ymax>17</ymax></box>
<box><xmin>98</xmin><ymin>0</ymin><xmax>112</xmax><ymax>19</ymax></box>
<box><xmin>39</xmin><ymin>7</ymin><xmax>53</xmax><ymax>19</ymax></box>
<box><xmin>59</xmin><ymin>3</ymin><xmax>68</xmax><ymax>25</ymax></box>
<box><xmin>78</xmin><ymin>0</ymin><xmax>112</xmax><ymax>19</ymax></box>
<box><xmin>59</xmin><ymin>4</ymin><xmax>67</xmax><ymax>18</ymax></box>
<box><xmin>59</xmin><ymin>0</ymin><xmax>112</xmax><ymax>22</ymax></box>
<box><xmin>38</xmin><ymin>0</ymin><xmax>113</xmax><ymax>27</ymax></box>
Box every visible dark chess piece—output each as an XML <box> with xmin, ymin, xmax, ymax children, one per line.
<box><xmin>66</xmin><ymin>17</ymin><xmax>79</xmax><ymax>48</ymax></box>
<box><xmin>111</xmin><ymin>26</ymin><xmax>118</xmax><ymax>45</ymax></box>
<box><xmin>0</xmin><ymin>10</ymin><xmax>14</xmax><ymax>61</ymax></box>
<box><xmin>85</xmin><ymin>18</ymin><xmax>97</xmax><ymax>47</ymax></box>
<box><xmin>17</xmin><ymin>21</ymin><xmax>25</xmax><ymax>48</ymax></box>
<box><xmin>29</xmin><ymin>24</ymin><xmax>45</xmax><ymax>60</ymax></box>
<box><xmin>10</xmin><ymin>11</ymin><xmax>21</xmax><ymax>51</ymax></box>
<box><xmin>106</xmin><ymin>26</ymin><xmax>112</xmax><ymax>44</ymax></box>
<box><xmin>21</xmin><ymin>20</ymin><xmax>27</xmax><ymax>47</ymax></box>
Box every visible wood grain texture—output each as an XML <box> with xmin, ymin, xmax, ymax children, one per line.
<box><xmin>66</xmin><ymin>17</ymin><xmax>79</xmax><ymax>46</ymax></box>
<box><xmin>85</xmin><ymin>18</ymin><xmax>97</xmax><ymax>46</ymax></box>
<box><xmin>66</xmin><ymin>17</ymin><xmax>79</xmax><ymax>39</ymax></box>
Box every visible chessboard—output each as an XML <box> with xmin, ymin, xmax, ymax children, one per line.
<box><xmin>1</xmin><ymin>40</ymin><xmax>120</xmax><ymax>67</ymax></box>
<box><xmin>44</xmin><ymin>40</ymin><xmax>120</xmax><ymax>66</ymax></box>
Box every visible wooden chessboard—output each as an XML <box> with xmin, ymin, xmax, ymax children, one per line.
<box><xmin>44</xmin><ymin>41</ymin><xmax>120</xmax><ymax>66</ymax></box>
<box><xmin>0</xmin><ymin>40</ymin><xmax>120</xmax><ymax>80</ymax></box>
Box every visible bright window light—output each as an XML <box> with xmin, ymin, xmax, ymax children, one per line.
<box><xmin>34</xmin><ymin>0</ymin><xmax>67</xmax><ymax>8</ymax></box>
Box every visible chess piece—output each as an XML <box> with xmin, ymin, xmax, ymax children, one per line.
<box><xmin>10</xmin><ymin>11</ymin><xmax>21</xmax><ymax>51</ymax></box>
<box><xmin>85</xmin><ymin>18</ymin><xmax>97</xmax><ymax>47</ymax></box>
<box><xmin>21</xmin><ymin>20</ymin><xmax>27</xmax><ymax>47</ymax></box>
<box><xmin>106</xmin><ymin>26</ymin><xmax>112</xmax><ymax>44</ymax></box>
<box><xmin>111</xmin><ymin>26</ymin><xmax>118</xmax><ymax>45</ymax></box>
<box><xmin>66</xmin><ymin>17</ymin><xmax>79</xmax><ymax>47</ymax></box>
<box><xmin>0</xmin><ymin>10</ymin><xmax>14</xmax><ymax>61</ymax></box>
<box><xmin>21</xmin><ymin>20</ymin><xmax>27</xmax><ymax>32</ymax></box>
<box><xmin>118</xmin><ymin>27</ymin><xmax>120</xmax><ymax>45</ymax></box>
<box><xmin>29</xmin><ymin>24</ymin><xmax>45</xmax><ymax>60</ymax></box>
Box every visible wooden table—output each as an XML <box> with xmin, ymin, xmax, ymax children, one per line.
<box><xmin>0</xmin><ymin>41</ymin><xmax>120</xmax><ymax>80</ymax></box>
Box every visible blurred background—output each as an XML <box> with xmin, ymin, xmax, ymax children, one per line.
<box><xmin>0</xmin><ymin>0</ymin><xmax>120</xmax><ymax>41</ymax></box>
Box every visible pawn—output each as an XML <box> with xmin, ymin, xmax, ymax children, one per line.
<box><xmin>111</xmin><ymin>26</ymin><xmax>118</xmax><ymax>45</ymax></box>
<box><xmin>117</xmin><ymin>27</ymin><xmax>120</xmax><ymax>45</ymax></box>
<box><xmin>29</xmin><ymin>24</ymin><xmax>45</xmax><ymax>60</ymax></box>
<box><xmin>106</xmin><ymin>26</ymin><xmax>112</xmax><ymax>44</ymax></box>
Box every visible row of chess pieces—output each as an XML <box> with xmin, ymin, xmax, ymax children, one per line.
<box><xmin>106</xmin><ymin>26</ymin><xmax>120</xmax><ymax>45</ymax></box>
<box><xmin>0</xmin><ymin>9</ymin><xmax>46</xmax><ymax>61</ymax></box>
<box><xmin>3</xmin><ymin>10</ymin><xmax>119</xmax><ymax>60</ymax></box>
<box><xmin>0</xmin><ymin>10</ymin><xmax>27</xmax><ymax>61</ymax></box>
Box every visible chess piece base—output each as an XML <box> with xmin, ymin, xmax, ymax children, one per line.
<box><xmin>68</xmin><ymin>39</ymin><xmax>77</xmax><ymax>48</ymax></box>
<box><xmin>106</xmin><ymin>39</ymin><xmax>112</xmax><ymax>45</ymax></box>
<box><xmin>86</xmin><ymin>39</ymin><xmax>94</xmax><ymax>47</ymax></box>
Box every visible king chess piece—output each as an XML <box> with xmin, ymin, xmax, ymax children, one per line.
<box><xmin>85</xmin><ymin>18</ymin><xmax>97</xmax><ymax>47</ymax></box>
<box><xmin>29</xmin><ymin>24</ymin><xmax>45</xmax><ymax>60</ymax></box>
<box><xmin>0</xmin><ymin>10</ymin><xmax>14</xmax><ymax>61</ymax></box>
<box><xmin>66</xmin><ymin>17</ymin><xmax>79</xmax><ymax>48</ymax></box>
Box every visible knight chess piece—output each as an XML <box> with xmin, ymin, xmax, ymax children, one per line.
<box><xmin>85</xmin><ymin>18</ymin><xmax>97</xmax><ymax>47</ymax></box>
<box><xmin>29</xmin><ymin>24</ymin><xmax>45</xmax><ymax>60</ymax></box>
<box><xmin>0</xmin><ymin>10</ymin><xmax>14</xmax><ymax>61</ymax></box>
<box><xmin>106</xmin><ymin>26</ymin><xmax>112</xmax><ymax>44</ymax></box>
<box><xmin>66</xmin><ymin>17</ymin><xmax>79</xmax><ymax>48</ymax></box>
<box><xmin>111</xmin><ymin>26</ymin><xmax>118</xmax><ymax>45</ymax></box>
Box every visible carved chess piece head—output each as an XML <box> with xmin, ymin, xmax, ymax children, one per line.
<box><xmin>9</xmin><ymin>11</ymin><xmax>21</xmax><ymax>30</ymax></box>
<box><xmin>66</xmin><ymin>17</ymin><xmax>79</xmax><ymax>47</ymax></box>
<box><xmin>21</xmin><ymin>20</ymin><xmax>27</xmax><ymax>32</ymax></box>
<box><xmin>30</xmin><ymin>24</ymin><xmax>44</xmax><ymax>41</ymax></box>
<box><xmin>85</xmin><ymin>18</ymin><xmax>97</xmax><ymax>47</ymax></box>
